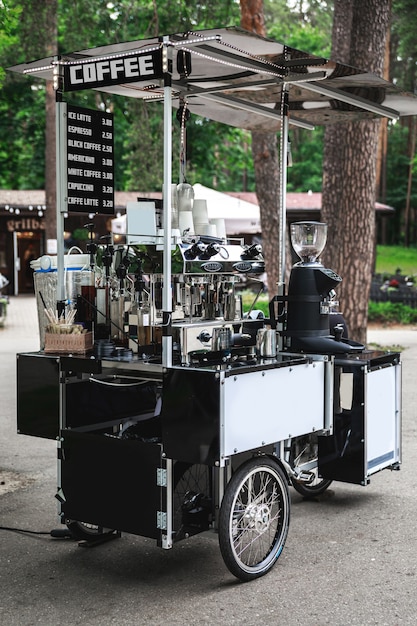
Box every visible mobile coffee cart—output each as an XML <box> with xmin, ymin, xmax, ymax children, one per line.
<box><xmin>10</xmin><ymin>28</ymin><xmax>417</xmax><ymax>581</ymax></box>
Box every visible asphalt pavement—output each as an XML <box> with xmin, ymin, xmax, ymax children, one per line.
<box><xmin>1</xmin><ymin>295</ymin><xmax>416</xmax><ymax>626</ymax></box>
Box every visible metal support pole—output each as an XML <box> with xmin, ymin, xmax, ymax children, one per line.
<box><xmin>56</xmin><ymin>102</ymin><xmax>67</xmax><ymax>311</ymax></box>
<box><xmin>54</xmin><ymin>59</ymin><xmax>67</xmax><ymax>314</ymax></box>
<box><xmin>324</xmin><ymin>357</ymin><xmax>334</xmax><ymax>433</ymax></box>
<box><xmin>278</xmin><ymin>85</ymin><xmax>289</xmax><ymax>286</ymax></box>
<box><xmin>162</xmin><ymin>38</ymin><xmax>173</xmax><ymax>368</ymax></box>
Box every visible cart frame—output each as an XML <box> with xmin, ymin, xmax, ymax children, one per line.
<box><xmin>11</xmin><ymin>27</ymin><xmax>411</xmax><ymax>580</ymax></box>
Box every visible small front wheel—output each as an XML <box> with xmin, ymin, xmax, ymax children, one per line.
<box><xmin>219</xmin><ymin>456</ymin><xmax>290</xmax><ymax>582</ymax></box>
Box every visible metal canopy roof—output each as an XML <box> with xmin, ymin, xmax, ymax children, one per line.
<box><xmin>8</xmin><ymin>27</ymin><xmax>417</xmax><ymax>131</ymax></box>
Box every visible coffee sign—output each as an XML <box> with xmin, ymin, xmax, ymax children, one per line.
<box><xmin>63</xmin><ymin>49</ymin><xmax>163</xmax><ymax>92</ymax></box>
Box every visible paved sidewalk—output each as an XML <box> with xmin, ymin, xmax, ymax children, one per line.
<box><xmin>0</xmin><ymin>296</ymin><xmax>54</xmax><ymax>483</ymax></box>
<box><xmin>0</xmin><ymin>294</ymin><xmax>39</xmax><ymax>351</ymax></box>
<box><xmin>1</xmin><ymin>296</ymin><xmax>417</xmax><ymax>626</ymax></box>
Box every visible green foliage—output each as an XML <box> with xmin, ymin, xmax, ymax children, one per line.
<box><xmin>286</xmin><ymin>127</ymin><xmax>324</xmax><ymax>192</ymax></box>
<box><xmin>368</xmin><ymin>300</ymin><xmax>417</xmax><ymax>325</ymax></box>
<box><xmin>123</xmin><ymin>100</ymin><xmax>165</xmax><ymax>191</ymax></box>
<box><xmin>382</xmin><ymin>120</ymin><xmax>417</xmax><ymax>244</ymax></box>
<box><xmin>0</xmin><ymin>0</ymin><xmax>415</xmax><ymax>243</ymax></box>
<box><xmin>0</xmin><ymin>0</ymin><xmax>21</xmax><ymax>86</ymax></box>
<box><xmin>56</xmin><ymin>0</ymin><xmax>243</xmax><ymax>192</ymax></box>
<box><xmin>72</xmin><ymin>227</ymin><xmax>89</xmax><ymax>241</ymax></box>
<box><xmin>187</xmin><ymin>124</ymin><xmax>255</xmax><ymax>191</ymax></box>
<box><xmin>264</xmin><ymin>1</ymin><xmax>332</xmax><ymax>194</ymax></box>
<box><xmin>0</xmin><ymin>0</ymin><xmax>21</xmax><ymax>34</ymax></box>
<box><xmin>268</xmin><ymin>18</ymin><xmax>332</xmax><ymax>58</ymax></box>
<box><xmin>0</xmin><ymin>0</ymin><xmax>360</xmax><ymax>197</ymax></box>
<box><xmin>391</xmin><ymin>0</ymin><xmax>417</xmax><ymax>92</ymax></box>
<box><xmin>0</xmin><ymin>76</ymin><xmax>46</xmax><ymax>188</ymax></box>
<box><xmin>265</xmin><ymin>0</ymin><xmax>333</xmax><ymax>56</ymax></box>
<box><xmin>0</xmin><ymin>0</ymin><xmax>336</xmax><ymax>195</ymax></box>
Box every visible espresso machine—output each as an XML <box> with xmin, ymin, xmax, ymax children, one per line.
<box><xmin>79</xmin><ymin>202</ymin><xmax>265</xmax><ymax>364</ymax></box>
<box><xmin>129</xmin><ymin>237</ymin><xmax>264</xmax><ymax>364</ymax></box>
<box><xmin>280</xmin><ymin>221</ymin><xmax>364</xmax><ymax>354</ymax></box>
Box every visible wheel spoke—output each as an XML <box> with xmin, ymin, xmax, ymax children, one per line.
<box><xmin>233</xmin><ymin>506</ymin><xmax>280</xmax><ymax>563</ymax></box>
<box><xmin>173</xmin><ymin>462</ymin><xmax>212</xmax><ymax>540</ymax></box>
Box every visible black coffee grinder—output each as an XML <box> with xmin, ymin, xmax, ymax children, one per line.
<box><xmin>282</xmin><ymin>221</ymin><xmax>363</xmax><ymax>354</ymax></box>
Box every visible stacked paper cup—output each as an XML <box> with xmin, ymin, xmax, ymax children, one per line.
<box><xmin>192</xmin><ymin>199</ymin><xmax>210</xmax><ymax>235</ymax></box>
<box><xmin>171</xmin><ymin>184</ymin><xmax>179</xmax><ymax>229</ymax></box>
<box><xmin>177</xmin><ymin>182</ymin><xmax>195</xmax><ymax>236</ymax></box>
<box><xmin>161</xmin><ymin>183</ymin><xmax>180</xmax><ymax>229</ymax></box>
<box><xmin>210</xmin><ymin>218</ymin><xmax>227</xmax><ymax>241</ymax></box>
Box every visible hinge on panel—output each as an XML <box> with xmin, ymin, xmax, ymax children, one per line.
<box><xmin>157</xmin><ymin>468</ymin><xmax>167</xmax><ymax>487</ymax></box>
<box><xmin>157</xmin><ymin>511</ymin><xmax>167</xmax><ymax>530</ymax></box>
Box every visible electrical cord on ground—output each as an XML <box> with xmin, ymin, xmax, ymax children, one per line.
<box><xmin>0</xmin><ymin>525</ymin><xmax>72</xmax><ymax>538</ymax></box>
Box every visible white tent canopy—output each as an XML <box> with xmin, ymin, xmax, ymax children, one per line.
<box><xmin>193</xmin><ymin>184</ymin><xmax>260</xmax><ymax>234</ymax></box>
<box><xmin>111</xmin><ymin>184</ymin><xmax>261</xmax><ymax>236</ymax></box>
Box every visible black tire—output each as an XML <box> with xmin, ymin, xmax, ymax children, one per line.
<box><xmin>290</xmin><ymin>434</ymin><xmax>332</xmax><ymax>498</ymax></box>
<box><xmin>65</xmin><ymin>520</ymin><xmax>110</xmax><ymax>541</ymax></box>
<box><xmin>219</xmin><ymin>456</ymin><xmax>290</xmax><ymax>582</ymax></box>
<box><xmin>291</xmin><ymin>476</ymin><xmax>332</xmax><ymax>498</ymax></box>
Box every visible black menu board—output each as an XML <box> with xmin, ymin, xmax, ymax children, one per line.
<box><xmin>66</xmin><ymin>105</ymin><xmax>114</xmax><ymax>215</ymax></box>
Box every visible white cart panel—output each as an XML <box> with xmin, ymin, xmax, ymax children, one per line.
<box><xmin>366</xmin><ymin>363</ymin><xmax>401</xmax><ymax>474</ymax></box>
<box><xmin>221</xmin><ymin>360</ymin><xmax>325</xmax><ymax>461</ymax></box>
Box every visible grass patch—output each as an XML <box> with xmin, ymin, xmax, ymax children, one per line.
<box><xmin>375</xmin><ymin>245</ymin><xmax>417</xmax><ymax>276</ymax></box>
<box><xmin>367</xmin><ymin>342</ymin><xmax>404</xmax><ymax>352</ymax></box>
<box><xmin>241</xmin><ymin>290</ymin><xmax>417</xmax><ymax>326</ymax></box>
<box><xmin>241</xmin><ymin>290</ymin><xmax>270</xmax><ymax>317</ymax></box>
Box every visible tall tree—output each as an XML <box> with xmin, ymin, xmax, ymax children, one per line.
<box><xmin>240</xmin><ymin>0</ymin><xmax>335</xmax><ymax>293</ymax></box>
<box><xmin>18</xmin><ymin>0</ymin><xmax>57</xmax><ymax>246</ymax></box>
<box><xmin>321</xmin><ymin>0</ymin><xmax>391</xmax><ymax>344</ymax></box>
<box><xmin>240</xmin><ymin>0</ymin><xmax>281</xmax><ymax>295</ymax></box>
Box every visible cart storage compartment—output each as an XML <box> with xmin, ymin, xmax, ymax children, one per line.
<box><xmin>64</xmin><ymin>375</ymin><xmax>159</xmax><ymax>429</ymax></box>
<box><xmin>319</xmin><ymin>352</ymin><xmax>401</xmax><ymax>485</ymax></box>
<box><xmin>162</xmin><ymin>358</ymin><xmax>326</xmax><ymax>466</ymax></box>
<box><xmin>60</xmin><ymin>430</ymin><xmax>162</xmax><ymax>538</ymax></box>
<box><xmin>221</xmin><ymin>359</ymin><xmax>326</xmax><ymax>461</ymax></box>
<box><xmin>17</xmin><ymin>353</ymin><xmax>60</xmax><ymax>439</ymax></box>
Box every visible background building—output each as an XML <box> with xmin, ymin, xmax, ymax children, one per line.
<box><xmin>0</xmin><ymin>188</ymin><xmax>393</xmax><ymax>295</ymax></box>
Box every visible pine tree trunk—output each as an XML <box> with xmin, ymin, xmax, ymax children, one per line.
<box><xmin>251</xmin><ymin>132</ymin><xmax>280</xmax><ymax>293</ymax></box>
<box><xmin>19</xmin><ymin>0</ymin><xmax>57</xmax><ymax>249</ymax></box>
<box><xmin>321</xmin><ymin>0</ymin><xmax>391</xmax><ymax>344</ymax></box>
<box><xmin>240</xmin><ymin>0</ymin><xmax>281</xmax><ymax>295</ymax></box>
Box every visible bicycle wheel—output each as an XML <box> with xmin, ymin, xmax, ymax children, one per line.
<box><xmin>219</xmin><ymin>456</ymin><xmax>290</xmax><ymax>582</ymax></box>
<box><xmin>290</xmin><ymin>434</ymin><xmax>332</xmax><ymax>498</ymax></box>
<box><xmin>65</xmin><ymin>520</ymin><xmax>111</xmax><ymax>541</ymax></box>
<box><xmin>172</xmin><ymin>462</ymin><xmax>212</xmax><ymax>541</ymax></box>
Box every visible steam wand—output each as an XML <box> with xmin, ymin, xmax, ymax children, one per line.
<box><xmin>99</xmin><ymin>234</ymin><xmax>114</xmax><ymax>340</ymax></box>
<box><xmin>100</xmin><ymin>234</ymin><xmax>114</xmax><ymax>280</ymax></box>
<box><xmin>84</xmin><ymin>223</ymin><xmax>97</xmax><ymax>270</ymax></box>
